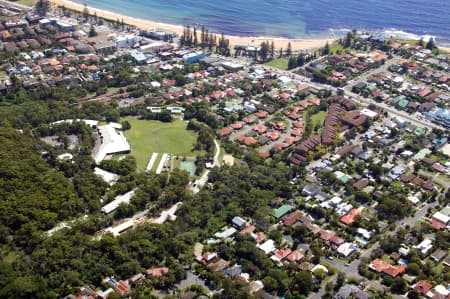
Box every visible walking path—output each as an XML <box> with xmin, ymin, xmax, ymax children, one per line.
<box><xmin>192</xmin><ymin>139</ymin><xmax>220</xmax><ymax>193</ymax></box>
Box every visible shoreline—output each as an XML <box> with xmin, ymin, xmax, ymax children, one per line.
<box><xmin>49</xmin><ymin>0</ymin><xmax>334</xmax><ymax>51</ymax></box>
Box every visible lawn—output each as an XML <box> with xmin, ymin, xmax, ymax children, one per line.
<box><xmin>265</xmin><ymin>58</ymin><xmax>289</xmax><ymax>70</ymax></box>
<box><xmin>17</xmin><ymin>0</ymin><xmax>37</xmax><ymax>6</ymax></box>
<box><xmin>122</xmin><ymin>118</ymin><xmax>200</xmax><ymax>171</ymax></box>
<box><xmin>304</xmin><ymin>110</ymin><xmax>326</xmax><ymax>133</ymax></box>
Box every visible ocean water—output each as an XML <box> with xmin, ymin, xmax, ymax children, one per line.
<box><xmin>73</xmin><ymin>0</ymin><xmax>450</xmax><ymax>44</ymax></box>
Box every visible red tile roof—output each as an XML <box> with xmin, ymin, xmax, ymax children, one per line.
<box><xmin>281</xmin><ymin>210</ymin><xmax>302</xmax><ymax>226</ymax></box>
<box><xmin>369</xmin><ymin>259</ymin><xmax>405</xmax><ymax>277</ymax></box>
<box><xmin>255</xmin><ymin>110</ymin><xmax>268</xmax><ymax>118</ymax></box>
<box><xmin>240</xmin><ymin>225</ymin><xmax>256</xmax><ymax>235</ymax></box>
<box><xmin>253</xmin><ymin>125</ymin><xmax>268</xmax><ymax>134</ymax></box>
<box><xmin>286</xmin><ymin>250</ymin><xmax>304</xmax><ymax>262</ymax></box>
<box><xmin>265</xmin><ymin>131</ymin><xmax>280</xmax><ymax>141</ymax></box>
<box><xmin>414</xmin><ymin>280</ymin><xmax>433</xmax><ymax>294</ymax></box>
<box><xmin>273</xmin><ymin>248</ymin><xmax>292</xmax><ymax>260</ymax></box>
<box><xmin>219</xmin><ymin>127</ymin><xmax>233</xmax><ymax>137</ymax></box>
<box><xmin>340</xmin><ymin>207</ymin><xmax>362</xmax><ymax>225</ymax></box>
<box><xmin>146</xmin><ymin>267</ymin><xmax>169</xmax><ymax>277</ymax></box>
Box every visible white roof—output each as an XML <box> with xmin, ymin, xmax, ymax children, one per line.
<box><xmin>57</xmin><ymin>153</ymin><xmax>73</xmax><ymax>161</ymax></box>
<box><xmin>257</xmin><ymin>239</ymin><xmax>275</xmax><ymax>254</ymax></box>
<box><xmin>101</xmin><ymin>190</ymin><xmax>135</xmax><ymax>214</ymax></box>
<box><xmin>94</xmin><ymin>167</ymin><xmax>119</xmax><ymax>186</ymax></box>
<box><xmin>140</xmin><ymin>41</ymin><xmax>164</xmax><ymax>50</ymax></box>
<box><xmin>337</xmin><ymin>242</ymin><xmax>357</xmax><ymax>257</ymax></box>
<box><xmin>279</xmin><ymin>76</ymin><xmax>292</xmax><ymax>83</ymax></box>
<box><xmin>360</xmin><ymin>108</ymin><xmax>379</xmax><ymax>119</ymax></box>
<box><xmin>52</xmin><ymin>119</ymin><xmax>99</xmax><ymax>128</ymax></box>
<box><xmin>311</xmin><ymin>264</ymin><xmax>328</xmax><ymax>273</ymax></box>
<box><xmin>222</xmin><ymin>61</ymin><xmax>243</xmax><ymax>69</ymax></box>
<box><xmin>433</xmin><ymin>212</ymin><xmax>450</xmax><ymax>224</ymax></box>
<box><xmin>105</xmin><ymin>219</ymin><xmax>134</xmax><ymax>236</ymax></box>
<box><xmin>433</xmin><ymin>285</ymin><xmax>449</xmax><ymax>296</ymax></box>
<box><xmin>357</xmin><ymin>228</ymin><xmax>372</xmax><ymax>239</ymax></box>
<box><xmin>414</xmin><ymin>239</ymin><xmax>433</xmax><ymax>254</ymax></box>
<box><xmin>407</xmin><ymin>196</ymin><xmax>420</xmax><ymax>205</ymax></box>
<box><xmin>94</xmin><ymin>124</ymin><xmax>130</xmax><ymax>163</ymax></box>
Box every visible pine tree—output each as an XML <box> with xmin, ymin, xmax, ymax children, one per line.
<box><xmin>287</xmin><ymin>42</ymin><xmax>292</xmax><ymax>57</ymax></box>
<box><xmin>418</xmin><ymin>37</ymin><xmax>425</xmax><ymax>48</ymax></box>
<box><xmin>426</xmin><ymin>37</ymin><xmax>435</xmax><ymax>50</ymax></box>
<box><xmin>259</xmin><ymin>41</ymin><xmax>269</xmax><ymax>62</ymax></box>
<box><xmin>270</xmin><ymin>41</ymin><xmax>275</xmax><ymax>58</ymax></box>
<box><xmin>200</xmin><ymin>26</ymin><xmax>205</xmax><ymax>48</ymax></box>
<box><xmin>193</xmin><ymin>27</ymin><xmax>198</xmax><ymax>47</ymax></box>
<box><xmin>82</xmin><ymin>3</ymin><xmax>89</xmax><ymax>22</ymax></box>
<box><xmin>279</xmin><ymin>48</ymin><xmax>283</xmax><ymax>58</ymax></box>
<box><xmin>323</xmin><ymin>42</ymin><xmax>330</xmax><ymax>55</ymax></box>
<box><xmin>35</xmin><ymin>0</ymin><xmax>50</xmax><ymax>16</ymax></box>
<box><xmin>88</xmin><ymin>25</ymin><xmax>97</xmax><ymax>37</ymax></box>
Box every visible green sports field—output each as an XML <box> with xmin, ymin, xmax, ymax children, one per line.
<box><xmin>122</xmin><ymin>118</ymin><xmax>199</xmax><ymax>171</ymax></box>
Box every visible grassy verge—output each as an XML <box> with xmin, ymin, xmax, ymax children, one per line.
<box><xmin>16</xmin><ymin>0</ymin><xmax>37</xmax><ymax>6</ymax></box>
<box><xmin>265</xmin><ymin>58</ymin><xmax>289</xmax><ymax>70</ymax></box>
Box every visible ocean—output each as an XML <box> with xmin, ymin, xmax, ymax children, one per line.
<box><xmin>72</xmin><ymin>0</ymin><xmax>450</xmax><ymax>45</ymax></box>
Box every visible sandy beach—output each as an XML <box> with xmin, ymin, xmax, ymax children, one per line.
<box><xmin>49</xmin><ymin>0</ymin><xmax>334</xmax><ymax>51</ymax></box>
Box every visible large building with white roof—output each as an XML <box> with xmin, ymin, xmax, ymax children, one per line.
<box><xmin>94</xmin><ymin>124</ymin><xmax>131</xmax><ymax>164</ymax></box>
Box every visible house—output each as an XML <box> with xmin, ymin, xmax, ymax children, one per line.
<box><xmin>430</xmin><ymin>209</ymin><xmax>449</xmax><ymax>230</ymax></box>
<box><xmin>426</xmin><ymin>285</ymin><xmax>449</xmax><ymax>299</ymax></box>
<box><xmin>209</xmin><ymin>259</ymin><xmax>230</xmax><ymax>271</ymax></box>
<box><xmin>413</xmin><ymin>280</ymin><xmax>433</xmax><ymax>295</ymax></box>
<box><xmin>340</xmin><ymin>207</ymin><xmax>363</xmax><ymax>225</ymax></box>
<box><xmin>146</xmin><ymin>267</ymin><xmax>169</xmax><ymax>277</ymax></box>
<box><xmin>337</xmin><ymin>242</ymin><xmax>357</xmax><ymax>257</ymax></box>
<box><xmin>214</xmin><ymin>227</ymin><xmax>237</xmax><ymax>239</ymax></box>
<box><xmin>257</xmin><ymin>239</ymin><xmax>275</xmax><ymax>254</ymax></box>
<box><xmin>443</xmin><ymin>255</ymin><xmax>450</xmax><ymax>267</ymax></box>
<box><xmin>369</xmin><ymin>259</ymin><xmax>406</xmax><ymax>277</ymax></box>
<box><xmin>231</xmin><ymin>216</ymin><xmax>247</xmax><ymax>229</ymax></box>
<box><xmin>113</xmin><ymin>280</ymin><xmax>131</xmax><ymax>297</ymax></box>
<box><xmin>200</xmin><ymin>252</ymin><xmax>218</xmax><ymax>264</ymax></box>
<box><xmin>273</xmin><ymin>204</ymin><xmax>294</xmax><ymax>219</ymax></box>
<box><xmin>286</xmin><ymin>250</ymin><xmax>304</xmax><ymax>262</ymax></box>
<box><xmin>357</xmin><ymin>228</ymin><xmax>372</xmax><ymax>240</ymax></box>
<box><xmin>302</xmin><ymin>183</ymin><xmax>320</xmax><ymax>197</ymax></box>
<box><xmin>271</xmin><ymin>248</ymin><xmax>292</xmax><ymax>262</ymax></box>
<box><xmin>430</xmin><ymin>249</ymin><xmax>447</xmax><ymax>262</ymax></box>
<box><xmin>223</xmin><ymin>264</ymin><xmax>242</xmax><ymax>279</ymax></box>
<box><xmin>390</xmin><ymin>165</ymin><xmax>406</xmax><ymax>178</ymax></box>
<box><xmin>239</xmin><ymin>225</ymin><xmax>255</xmax><ymax>236</ymax></box>
<box><xmin>218</xmin><ymin>127</ymin><xmax>233</xmax><ymax>137</ymax></box>
<box><xmin>128</xmin><ymin>273</ymin><xmax>145</xmax><ymax>284</ymax></box>
<box><xmin>334</xmin><ymin>284</ymin><xmax>370</xmax><ymax>299</ymax></box>
<box><xmin>282</xmin><ymin>210</ymin><xmax>302</xmax><ymax>226</ymax></box>
<box><xmin>353</xmin><ymin>178</ymin><xmax>369</xmax><ymax>190</ymax></box>
<box><xmin>249</xmin><ymin>281</ymin><xmax>264</xmax><ymax>294</ymax></box>
<box><xmin>414</xmin><ymin>239</ymin><xmax>433</xmax><ymax>255</ymax></box>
